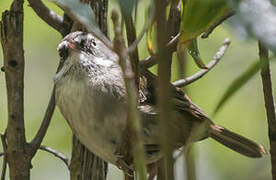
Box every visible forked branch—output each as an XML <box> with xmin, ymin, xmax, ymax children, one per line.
<box><xmin>173</xmin><ymin>38</ymin><xmax>231</xmax><ymax>87</ymax></box>
<box><xmin>39</xmin><ymin>145</ymin><xmax>70</xmax><ymax>168</ymax></box>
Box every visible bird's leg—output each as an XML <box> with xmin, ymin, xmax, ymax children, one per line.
<box><xmin>147</xmin><ymin>162</ymin><xmax>158</xmax><ymax>180</ymax></box>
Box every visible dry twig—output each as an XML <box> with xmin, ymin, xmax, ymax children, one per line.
<box><xmin>39</xmin><ymin>145</ymin><xmax>70</xmax><ymax>168</ymax></box>
<box><xmin>173</xmin><ymin>38</ymin><xmax>231</xmax><ymax>87</ymax></box>
<box><xmin>27</xmin><ymin>0</ymin><xmax>70</xmax><ymax>36</ymax></box>
<box><xmin>139</xmin><ymin>33</ymin><xmax>179</xmax><ymax>69</ymax></box>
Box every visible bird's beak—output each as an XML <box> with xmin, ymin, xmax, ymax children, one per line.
<box><xmin>57</xmin><ymin>38</ymin><xmax>78</xmax><ymax>52</ymax></box>
<box><xmin>57</xmin><ymin>38</ymin><xmax>79</xmax><ymax>60</ymax></box>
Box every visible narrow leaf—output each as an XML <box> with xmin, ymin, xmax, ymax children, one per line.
<box><xmin>214</xmin><ymin>59</ymin><xmax>268</xmax><ymax>114</ymax></box>
<box><xmin>147</xmin><ymin>25</ymin><xmax>154</xmax><ymax>54</ymax></box>
<box><xmin>50</xmin><ymin>0</ymin><xmax>97</xmax><ymax>27</ymax></box>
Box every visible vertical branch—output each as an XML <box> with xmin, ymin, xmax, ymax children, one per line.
<box><xmin>154</xmin><ymin>0</ymin><xmax>181</xmax><ymax>179</ymax></box>
<box><xmin>111</xmin><ymin>10</ymin><xmax>147</xmax><ymax>180</ymax></box>
<box><xmin>122</xmin><ymin>6</ymin><xmax>141</xmax><ymax>180</ymax></box>
<box><xmin>0</xmin><ymin>0</ymin><xmax>32</xmax><ymax>179</ymax></box>
<box><xmin>155</xmin><ymin>0</ymin><xmax>175</xmax><ymax>179</ymax></box>
<box><xmin>258</xmin><ymin>41</ymin><xmax>276</xmax><ymax>180</ymax></box>
<box><xmin>90</xmin><ymin>0</ymin><xmax>108</xmax><ymax>36</ymax></box>
<box><xmin>124</xmin><ymin>16</ymin><xmax>139</xmax><ymax>85</ymax></box>
<box><xmin>70</xmin><ymin>136</ymin><xmax>107</xmax><ymax>179</ymax></box>
<box><xmin>178</xmin><ymin>44</ymin><xmax>197</xmax><ymax>180</ymax></box>
<box><xmin>70</xmin><ymin>1</ymin><xmax>108</xmax><ymax>179</ymax></box>
<box><xmin>81</xmin><ymin>0</ymin><xmax>109</xmax><ymax>35</ymax></box>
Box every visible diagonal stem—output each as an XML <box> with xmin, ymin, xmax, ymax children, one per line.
<box><xmin>173</xmin><ymin>38</ymin><xmax>230</xmax><ymax>87</ymax></box>
<box><xmin>27</xmin><ymin>0</ymin><xmax>70</xmax><ymax>36</ymax></box>
<box><xmin>258</xmin><ymin>41</ymin><xmax>276</xmax><ymax>180</ymax></box>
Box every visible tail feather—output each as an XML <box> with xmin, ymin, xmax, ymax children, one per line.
<box><xmin>209</xmin><ymin>124</ymin><xmax>267</xmax><ymax>158</ymax></box>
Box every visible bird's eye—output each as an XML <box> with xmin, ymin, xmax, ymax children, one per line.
<box><xmin>59</xmin><ymin>47</ymin><xmax>68</xmax><ymax>61</ymax></box>
<box><xmin>92</xmin><ymin>40</ymin><xmax>96</xmax><ymax>46</ymax></box>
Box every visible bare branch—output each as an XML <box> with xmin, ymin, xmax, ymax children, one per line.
<box><xmin>139</xmin><ymin>33</ymin><xmax>179</xmax><ymax>69</ymax></box>
<box><xmin>154</xmin><ymin>0</ymin><xmax>178</xmax><ymax>178</ymax></box>
<box><xmin>1</xmin><ymin>0</ymin><xmax>33</xmax><ymax>178</ymax></box>
<box><xmin>29</xmin><ymin>57</ymin><xmax>65</xmax><ymax>155</ymax></box>
<box><xmin>27</xmin><ymin>0</ymin><xmax>70</xmax><ymax>36</ymax></box>
<box><xmin>123</xmin><ymin>14</ymin><xmax>140</xmax><ymax>85</ymax></box>
<box><xmin>173</xmin><ymin>38</ymin><xmax>231</xmax><ymax>87</ymax></box>
<box><xmin>201</xmin><ymin>10</ymin><xmax>235</xmax><ymax>39</ymax></box>
<box><xmin>127</xmin><ymin>7</ymin><xmax>155</xmax><ymax>54</ymax></box>
<box><xmin>39</xmin><ymin>145</ymin><xmax>70</xmax><ymax>168</ymax></box>
<box><xmin>258</xmin><ymin>41</ymin><xmax>276</xmax><ymax>178</ymax></box>
<box><xmin>111</xmin><ymin>10</ymin><xmax>147</xmax><ymax>179</ymax></box>
<box><xmin>29</xmin><ymin>90</ymin><xmax>56</xmax><ymax>154</ymax></box>
<box><xmin>1</xmin><ymin>134</ymin><xmax>7</xmax><ymax>180</ymax></box>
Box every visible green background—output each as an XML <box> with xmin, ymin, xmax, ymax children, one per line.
<box><xmin>0</xmin><ymin>0</ymin><xmax>273</xmax><ymax>179</ymax></box>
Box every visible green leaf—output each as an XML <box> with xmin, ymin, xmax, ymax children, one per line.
<box><xmin>50</xmin><ymin>0</ymin><xmax>97</xmax><ymax>27</ymax></box>
<box><xmin>187</xmin><ymin>38</ymin><xmax>207</xmax><ymax>69</ymax></box>
<box><xmin>214</xmin><ymin>59</ymin><xmax>268</xmax><ymax>114</ymax></box>
<box><xmin>179</xmin><ymin>0</ymin><xmax>228</xmax><ymax>44</ymax></box>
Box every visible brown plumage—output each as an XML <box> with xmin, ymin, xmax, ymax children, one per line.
<box><xmin>55</xmin><ymin>32</ymin><xmax>266</xmax><ymax>172</ymax></box>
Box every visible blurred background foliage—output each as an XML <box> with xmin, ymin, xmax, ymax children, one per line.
<box><xmin>0</xmin><ymin>0</ymin><xmax>274</xmax><ymax>179</ymax></box>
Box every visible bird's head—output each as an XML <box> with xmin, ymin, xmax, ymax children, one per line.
<box><xmin>54</xmin><ymin>31</ymin><xmax>119</xmax><ymax>82</ymax></box>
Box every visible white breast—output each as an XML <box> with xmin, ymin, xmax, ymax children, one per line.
<box><xmin>55</xmin><ymin>66</ymin><xmax>127</xmax><ymax>164</ymax></box>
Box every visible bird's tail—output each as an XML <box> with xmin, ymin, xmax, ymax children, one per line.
<box><xmin>209</xmin><ymin>124</ymin><xmax>267</xmax><ymax>158</ymax></box>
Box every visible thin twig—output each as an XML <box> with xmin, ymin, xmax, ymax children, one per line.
<box><xmin>155</xmin><ymin>0</ymin><xmax>176</xmax><ymax>178</ymax></box>
<box><xmin>139</xmin><ymin>33</ymin><xmax>179</xmax><ymax>69</ymax></box>
<box><xmin>30</xmin><ymin>60</ymin><xmax>64</xmax><ymax>156</ymax></box>
<box><xmin>39</xmin><ymin>145</ymin><xmax>70</xmax><ymax>168</ymax></box>
<box><xmin>29</xmin><ymin>91</ymin><xmax>56</xmax><ymax>155</ymax></box>
<box><xmin>27</xmin><ymin>0</ymin><xmax>69</xmax><ymax>36</ymax></box>
<box><xmin>111</xmin><ymin>10</ymin><xmax>147</xmax><ymax>180</ymax></box>
<box><xmin>127</xmin><ymin>5</ymin><xmax>155</xmax><ymax>54</ymax></box>
<box><xmin>258</xmin><ymin>41</ymin><xmax>276</xmax><ymax>179</ymax></box>
<box><xmin>123</xmin><ymin>13</ymin><xmax>140</xmax><ymax>85</ymax></box>
<box><xmin>201</xmin><ymin>10</ymin><xmax>235</xmax><ymax>39</ymax></box>
<box><xmin>1</xmin><ymin>134</ymin><xmax>7</xmax><ymax>180</ymax></box>
<box><xmin>173</xmin><ymin>38</ymin><xmax>231</xmax><ymax>87</ymax></box>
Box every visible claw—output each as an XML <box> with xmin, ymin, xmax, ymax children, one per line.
<box><xmin>116</xmin><ymin>159</ymin><xmax>134</xmax><ymax>177</ymax></box>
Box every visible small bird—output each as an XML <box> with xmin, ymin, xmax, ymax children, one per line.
<box><xmin>55</xmin><ymin>31</ymin><xmax>266</xmax><ymax>170</ymax></box>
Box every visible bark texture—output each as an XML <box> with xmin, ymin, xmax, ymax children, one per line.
<box><xmin>0</xmin><ymin>0</ymin><xmax>32</xmax><ymax>179</ymax></box>
<box><xmin>70</xmin><ymin>136</ymin><xmax>107</xmax><ymax>180</ymax></box>
<box><xmin>70</xmin><ymin>1</ymin><xmax>108</xmax><ymax>179</ymax></box>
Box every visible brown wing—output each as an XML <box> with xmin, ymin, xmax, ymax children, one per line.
<box><xmin>139</xmin><ymin>69</ymin><xmax>208</xmax><ymax>121</ymax></box>
<box><xmin>138</xmin><ymin>70</ymin><xmax>211</xmax><ymax>157</ymax></box>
